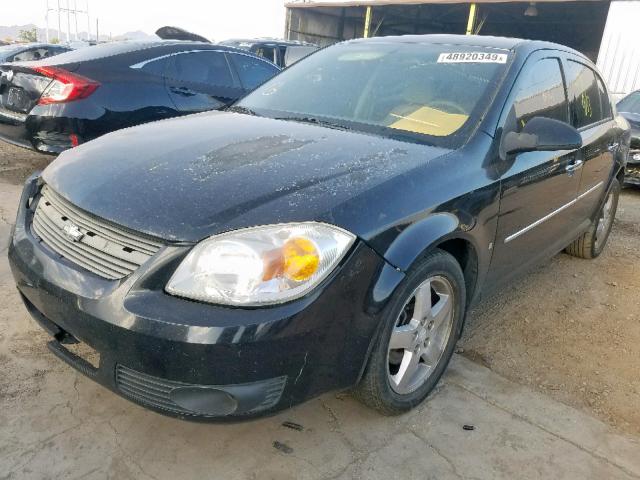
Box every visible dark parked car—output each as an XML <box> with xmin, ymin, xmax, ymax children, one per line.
<box><xmin>0</xmin><ymin>43</ymin><xmax>72</xmax><ymax>63</ymax></box>
<box><xmin>0</xmin><ymin>40</ymin><xmax>279</xmax><ymax>153</ymax></box>
<box><xmin>9</xmin><ymin>35</ymin><xmax>628</xmax><ymax>421</ymax></box>
<box><xmin>220</xmin><ymin>38</ymin><xmax>318</xmax><ymax>68</ymax></box>
<box><xmin>616</xmin><ymin>90</ymin><xmax>640</xmax><ymax>185</ymax></box>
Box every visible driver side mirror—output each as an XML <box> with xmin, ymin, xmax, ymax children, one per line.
<box><xmin>502</xmin><ymin>117</ymin><xmax>582</xmax><ymax>156</ymax></box>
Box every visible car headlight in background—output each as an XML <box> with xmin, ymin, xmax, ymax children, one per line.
<box><xmin>166</xmin><ymin>222</ymin><xmax>356</xmax><ymax>306</ymax></box>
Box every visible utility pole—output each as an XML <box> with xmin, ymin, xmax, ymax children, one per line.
<box><xmin>47</xmin><ymin>0</ymin><xmax>90</xmax><ymax>44</ymax></box>
<box><xmin>73</xmin><ymin>0</ymin><xmax>79</xmax><ymax>40</ymax></box>
<box><xmin>57</xmin><ymin>0</ymin><xmax>62</xmax><ymax>42</ymax></box>
<box><xmin>86</xmin><ymin>0</ymin><xmax>90</xmax><ymax>41</ymax></box>
<box><xmin>45</xmin><ymin>0</ymin><xmax>50</xmax><ymax>42</ymax></box>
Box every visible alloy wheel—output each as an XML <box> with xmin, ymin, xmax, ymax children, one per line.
<box><xmin>387</xmin><ymin>275</ymin><xmax>455</xmax><ymax>395</ymax></box>
<box><xmin>595</xmin><ymin>191</ymin><xmax>615</xmax><ymax>250</ymax></box>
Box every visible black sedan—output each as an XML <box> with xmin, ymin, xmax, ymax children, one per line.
<box><xmin>616</xmin><ymin>90</ymin><xmax>640</xmax><ymax>186</ymax></box>
<box><xmin>0</xmin><ymin>40</ymin><xmax>279</xmax><ymax>153</ymax></box>
<box><xmin>9</xmin><ymin>35</ymin><xmax>628</xmax><ymax>420</ymax></box>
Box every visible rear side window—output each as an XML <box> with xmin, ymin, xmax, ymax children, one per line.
<box><xmin>167</xmin><ymin>51</ymin><xmax>235</xmax><ymax>88</ymax></box>
<box><xmin>255</xmin><ymin>46</ymin><xmax>277</xmax><ymax>64</ymax></box>
<box><xmin>229</xmin><ymin>53</ymin><xmax>278</xmax><ymax>90</ymax></box>
<box><xmin>507</xmin><ymin>57</ymin><xmax>568</xmax><ymax>132</ymax></box>
<box><xmin>565</xmin><ymin>60</ymin><xmax>605</xmax><ymax>129</ymax></box>
<box><xmin>13</xmin><ymin>48</ymin><xmax>48</xmax><ymax>62</ymax></box>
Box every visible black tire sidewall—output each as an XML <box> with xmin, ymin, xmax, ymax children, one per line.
<box><xmin>365</xmin><ymin>249</ymin><xmax>466</xmax><ymax>411</ymax></box>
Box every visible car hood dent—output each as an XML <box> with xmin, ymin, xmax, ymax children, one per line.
<box><xmin>42</xmin><ymin>111</ymin><xmax>450</xmax><ymax>242</ymax></box>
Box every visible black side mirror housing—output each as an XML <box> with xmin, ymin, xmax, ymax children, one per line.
<box><xmin>502</xmin><ymin>117</ymin><xmax>583</xmax><ymax>156</ymax></box>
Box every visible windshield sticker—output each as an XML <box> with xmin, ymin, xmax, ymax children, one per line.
<box><xmin>437</xmin><ymin>52</ymin><xmax>508</xmax><ymax>64</ymax></box>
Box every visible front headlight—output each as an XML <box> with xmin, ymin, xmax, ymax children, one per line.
<box><xmin>166</xmin><ymin>222</ymin><xmax>356</xmax><ymax>306</ymax></box>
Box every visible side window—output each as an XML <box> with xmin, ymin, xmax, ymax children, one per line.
<box><xmin>255</xmin><ymin>46</ymin><xmax>277</xmax><ymax>64</ymax></box>
<box><xmin>39</xmin><ymin>48</ymin><xmax>56</xmax><ymax>59</ymax></box>
<box><xmin>229</xmin><ymin>54</ymin><xmax>278</xmax><ymax>90</ymax></box>
<box><xmin>167</xmin><ymin>51</ymin><xmax>235</xmax><ymax>88</ymax></box>
<box><xmin>565</xmin><ymin>60</ymin><xmax>604</xmax><ymax>129</ymax></box>
<box><xmin>596</xmin><ymin>76</ymin><xmax>612</xmax><ymax>119</ymax></box>
<box><xmin>507</xmin><ymin>57</ymin><xmax>568</xmax><ymax>133</ymax></box>
<box><xmin>140</xmin><ymin>57</ymin><xmax>170</xmax><ymax>77</ymax></box>
<box><xmin>13</xmin><ymin>49</ymin><xmax>40</xmax><ymax>62</ymax></box>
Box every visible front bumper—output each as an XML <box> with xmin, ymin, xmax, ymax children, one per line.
<box><xmin>9</xmin><ymin>177</ymin><xmax>395</xmax><ymax>420</ymax></box>
<box><xmin>625</xmin><ymin>148</ymin><xmax>640</xmax><ymax>187</ymax></box>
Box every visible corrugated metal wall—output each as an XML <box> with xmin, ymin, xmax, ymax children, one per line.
<box><xmin>597</xmin><ymin>0</ymin><xmax>640</xmax><ymax>98</ymax></box>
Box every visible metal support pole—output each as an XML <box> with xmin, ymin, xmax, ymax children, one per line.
<box><xmin>466</xmin><ymin>3</ymin><xmax>477</xmax><ymax>35</ymax></box>
<box><xmin>363</xmin><ymin>5</ymin><xmax>372</xmax><ymax>38</ymax></box>
<box><xmin>285</xmin><ymin>8</ymin><xmax>292</xmax><ymax>40</ymax></box>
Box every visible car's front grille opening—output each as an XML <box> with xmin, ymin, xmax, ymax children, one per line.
<box><xmin>31</xmin><ymin>185</ymin><xmax>163</xmax><ymax>280</ymax></box>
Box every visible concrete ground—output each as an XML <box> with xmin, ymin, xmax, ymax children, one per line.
<box><xmin>0</xmin><ymin>152</ymin><xmax>639</xmax><ymax>478</ymax></box>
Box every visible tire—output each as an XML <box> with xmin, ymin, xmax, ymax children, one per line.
<box><xmin>355</xmin><ymin>249</ymin><xmax>466</xmax><ymax>415</ymax></box>
<box><xmin>565</xmin><ymin>179</ymin><xmax>620</xmax><ymax>259</ymax></box>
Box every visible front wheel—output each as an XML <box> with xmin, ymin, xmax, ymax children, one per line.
<box><xmin>355</xmin><ymin>249</ymin><xmax>466</xmax><ymax>415</ymax></box>
<box><xmin>565</xmin><ymin>179</ymin><xmax>620</xmax><ymax>259</ymax></box>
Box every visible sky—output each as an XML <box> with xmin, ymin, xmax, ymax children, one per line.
<box><xmin>4</xmin><ymin>0</ymin><xmax>288</xmax><ymax>42</ymax></box>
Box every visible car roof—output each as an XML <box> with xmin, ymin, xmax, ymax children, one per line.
<box><xmin>222</xmin><ymin>38</ymin><xmax>316</xmax><ymax>47</ymax></box>
<box><xmin>15</xmin><ymin>40</ymin><xmax>247</xmax><ymax>67</ymax></box>
<box><xmin>349</xmin><ymin>34</ymin><xmax>585</xmax><ymax>58</ymax></box>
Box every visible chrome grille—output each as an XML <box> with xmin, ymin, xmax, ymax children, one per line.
<box><xmin>115</xmin><ymin>365</ymin><xmax>287</xmax><ymax>416</ymax></box>
<box><xmin>32</xmin><ymin>185</ymin><xmax>162</xmax><ymax>280</ymax></box>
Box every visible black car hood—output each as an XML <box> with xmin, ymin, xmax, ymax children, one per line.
<box><xmin>43</xmin><ymin>111</ymin><xmax>450</xmax><ymax>242</ymax></box>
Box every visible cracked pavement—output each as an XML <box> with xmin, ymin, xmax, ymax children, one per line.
<box><xmin>0</xmin><ymin>178</ymin><xmax>639</xmax><ymax>479</ymax></box>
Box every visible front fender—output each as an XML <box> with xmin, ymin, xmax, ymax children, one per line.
<box><xmin>382</xmin><ymin>212</ymin><xmax>462</xmax><ymax>271</ymax></box>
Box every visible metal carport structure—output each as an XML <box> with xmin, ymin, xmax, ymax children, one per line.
<box><xmin>284</xmin><ymin>0</ymin><xmax>611</xmax><ymax>61</ymax></box>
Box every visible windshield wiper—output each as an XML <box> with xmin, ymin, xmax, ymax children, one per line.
<box><xmin>226</xmin><ymin>105</ymin><xmax>258</xmax><ymax>116</ymax></box>
<box><xmin>275</xmin><ymin>115</ymin><xmax>352</xmax><ymax>131</ymax></box>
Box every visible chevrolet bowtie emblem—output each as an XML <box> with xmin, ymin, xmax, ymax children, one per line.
<box><xmin>62</xmin><ymin>223</ymin><xmax>84</xmax><ymax>242</ymax></box>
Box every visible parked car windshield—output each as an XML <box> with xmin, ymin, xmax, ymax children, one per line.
<box><xmin>238</xmin><ymin>42</ymin><xmax>510</xmax><ymax>147</ymax></box>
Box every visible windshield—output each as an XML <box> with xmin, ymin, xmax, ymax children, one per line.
<box><xmin>238</xmin><ymin>42</ymin><xmax>510</xmax><ymax>147</ymax></box>
<box><xmin>617</xmin><ymin>91</ymin><xmax>640</xmax><ymax>114</ymax></box>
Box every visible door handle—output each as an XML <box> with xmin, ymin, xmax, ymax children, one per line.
<box><xmin>608</xmin><ymin>142</ymin><xmax>619</xmax><ymax>152</ymax></box>
<box><xmin>565</xmin><ymin>159</ymin><xmax>584</xmax><ymax>174</ymax></box>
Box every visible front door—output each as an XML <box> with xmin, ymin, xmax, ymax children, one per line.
<box><xmin>487</xmin><ymin>54</ymin><xmax>584</xmax><ymax>286</ymax></box>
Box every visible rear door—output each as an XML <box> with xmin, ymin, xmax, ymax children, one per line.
<box><xmin>487</xmin><ymin>53</ymin><xmax>583</xmax><ymax>284</ymax></box>
<box><xmin>562</xmin><ymin>57</ymin><xmax>617</xmax><ymax>219</ymax></box>
<box><xmin>165</xmin><ymin>50</ymin><xmax>243</xmax><ymax>113</ymax></box>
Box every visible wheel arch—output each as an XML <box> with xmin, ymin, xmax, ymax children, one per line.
<box><xmin>381</xmin><ymin>212</ymin><xmax>481</xmax><ymax>307</ymax></box>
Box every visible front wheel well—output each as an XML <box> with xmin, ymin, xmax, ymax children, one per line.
<box><xmin>435</xmin><ymin>238</ymin><xmax>478</xmax><ymax>306</ymax></box>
